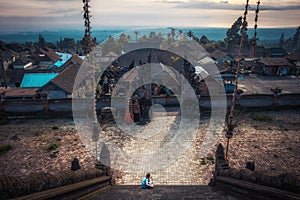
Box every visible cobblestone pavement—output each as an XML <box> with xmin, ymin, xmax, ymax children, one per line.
<box><xmin>91</xmin><ymin>185</ymin><xmax>240</xmax><ymax>200</ymax></box>
<box><xmin>102</xmin><ymin>112</ymin><xmax>223</xmax><ymax>185</ymax></box>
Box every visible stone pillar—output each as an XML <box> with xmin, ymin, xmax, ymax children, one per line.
<box><xmin>43</xmin><ymin>93</ymin><xmax>49</xmax><ymax>113</ymax></box>
<box><xmin>0</xmin><ymin>92</ymin><xmax>4</xmax><ymax>114</ymax></box>
<box><xmin>210</xmin><ymin>143</ymin><xmax>230</xmax><ymax>186</ymax></box>
<box><xmin>235</xmin><ymin>89</ymin><xmax>243</xmax><ymax>108</ymax></box>
<box><xmin>271</xmin><ymin>87</ymin><xmax>282</xmax><ymax>111</ymax></box>
<box><xmin>215</xmin><ymin>143</ymin><xmax>230</xmax><ymax>176</ymax></box>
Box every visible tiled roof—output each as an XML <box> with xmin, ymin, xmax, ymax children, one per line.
<box><xmin>265</xmin><ymin>47</ymin><xmax>287</xmax><ymax>57</ymax></box>
<box><xmin>48</xmin><ymin>64</ymin><xmax>80</xmax><ymax>94</ymax></box>
<box><xmin>210</xmin><ymin>50</ymin><xmax>228</xmax><ymax>60</ymax></box>
<box><xmin>0</xmin><ymin>69</ymin><xmax>25</xmax><ymax>83</ymax></box>
<box><xmin>258</xmin><ymin>57</ymin><xmax>292</xmax><ymax>66</ymax></box>
<box><xmin>4</xmin><ymin>88</ymin><xmax>38</xmax><ymax>97</ymax></box>
<box><xmin>286</xmin><ymin>51</ymin><xmax>300</xmax><ymax>61</ymax></box>
<box><xmin>20</xmin><ymin>73</ymin><xmax>58</xmax><ymax>88</ymax></box>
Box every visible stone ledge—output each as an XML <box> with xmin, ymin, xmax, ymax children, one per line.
<box><xmin>218</xmin><ymin>168</ymin><xmax>300</xmax><ymax>194</ymax></box>
<box><xmin>215</xmin><ymin>175</ymin><xmax>300</xmax><ymax>200</ymax></box>
<box><xmin>13</xmin><ymin>176</ymin><xmax>111</xmax><ymax>200</ymax></box>
<box><xmin>0</xmin><ymin>168</ymin><xmax>106</xmax><ymax>199</ymax></box>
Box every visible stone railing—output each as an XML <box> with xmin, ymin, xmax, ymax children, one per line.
<box><xmin>0</xmin><ymin>168</ymin><xmax>112</xmax><ymax>199</ymax></box>
<box><xmin>211</xmin><ymin>144</ymin><xmax>300</xmax><ymax>200</ymax></box>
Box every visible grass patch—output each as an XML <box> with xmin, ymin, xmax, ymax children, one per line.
<box><xmin>252</xmin><ymin>114</ymin><xmax>273</xmax><ymax>122</ymax></box>
<box><xmin>273</xmin><ymin>154</ymin><xmax>279</xmax><ymax>158</ymax></box>
<box><xmin>207</xmin><ymin>156</ymin><xmax>214</xmax><ymax>161</ymax></box>
<box><xmin>200</xmin><ymin>160</ymin><xmax>207</xmax><ymax>165</ymax></box>
<box><xmin>0</xmin><ymin>144</ymin><xmax>12</xmax><ymax>156</ymax></box>
<box><xmin>52</xmin><ymin>126</ymin><xmax>59</xmax><ymax>130</ymax></box>
<box><xmin>0</xmin><ymin>116</ymin><xmax>9</xmax><ymax>125</ymax></box>
<box><xmin>46</xmin><ymin>143</ymin><xmax>60</xmax><ymax>152</ymax></box>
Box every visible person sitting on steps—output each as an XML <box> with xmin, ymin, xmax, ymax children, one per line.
<box><xmin>141</xmin><ymin>173</ymin><xmax>154</xmax><ymax>189</ymax></box>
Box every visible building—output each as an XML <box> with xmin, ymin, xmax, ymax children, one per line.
<box><xmin>210</xmin><ymin>49</ymin><xmax>234</xmax><ymax>66</ymax></box>
<box><xmin>257</xmin><ymin>57</ymin><xmax>293</xmax><ymax>76</ymax></box>
<box><xmin>38</xmin><ymin>64</ymin><xmax>80</xmax><ymax>98</ymax></box>
<box><xmin>3</xmin><ymin>87</ymin><xmax>38</xmax><ymax>99</ymax></box>
<box><xmin>13</xmin><ymin>58</ymin><xmax>32</xmax><ymax>69</ymax></box>
<box><xmin>20</xmin><ymin>73</ymin><xmax>58</xmax><ymax>88</ymax></box>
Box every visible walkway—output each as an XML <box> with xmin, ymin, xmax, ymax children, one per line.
<box><xmin>90</xmin><ymin>185</ymin><xmax>240</xmax><ymax>200</ymax></box>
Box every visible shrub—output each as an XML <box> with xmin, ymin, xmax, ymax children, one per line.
<box><xmin>0</xmin><ymin>144</ymin><xmax>12</xmax><ymax>156</ymax></box>
<box><xmin>252</xmin><ymin>114</ymin><xmax>273</xmax><ymax>122</ymax></box>
<box><xmin>273</xmin><ymin>154</ymin><xmax>279</xmax><ymax>158</ymax></box>
<box><xmin>200</xmin><ymin>160</ymin><xmax>207</xmax><ymax>165</ymax></box>
<box><xmin>207</xmin><ymin>156</ymin><xmax>214</xmax><ymax>161</ymax></box>
<box><xmin>46</xmin><ymin>143</ymin><xmax>60</xmax><ymax>152</ymax></box>
<box><xmin>0</xmin><ymin>116</ymin><xmax>9</xmax><ymax>125</ymax></box>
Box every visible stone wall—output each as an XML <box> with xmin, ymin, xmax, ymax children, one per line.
<box><xmin>218</xmin><ymin>168</ymin><xmax>300</xmax><ymax>194</ymax></box>
<box><xmin>2</xmin><ymin>94</ymin><xmax>300</xmax><ymax>115</ymax></box>
<box><xmin>212</xmin><ymin>144</ymin><xmax>300</xmax><ymax>198</ymax></box>
<box><xmin>0</xmin><ymin>168</ymin><xmax>104</xmax><ymax>199</ymax></box>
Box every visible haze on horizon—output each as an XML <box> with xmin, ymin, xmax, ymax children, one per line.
<box><xmin>0</xmin><ymin>0</ymin><xmax>299</xmax><ymax>33</ymax></box>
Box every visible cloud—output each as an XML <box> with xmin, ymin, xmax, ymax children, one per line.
<box><xmin>47</xmin><ymin>8</ymin><xmax>80</xmax><ymax>15</ymax></box>
<box><xmin>154</xmin><ymin>0</ymin><xmax>184</xmax><ymax>3</ymax></box>
<box><xmin>174</xmin><ymin>0</ymin><xmax>300</xmax><ymax>11</ymax></box>
<box><xmin>260</xmin><ymin>4</ymin><xmax>300</xmax><ymax>11</ymax></box>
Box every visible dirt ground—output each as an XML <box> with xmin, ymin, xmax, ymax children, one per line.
<box><xmin>0</xmin><ymin>109</ymin><xmax>299</xmax><ymax>183</ymax></box>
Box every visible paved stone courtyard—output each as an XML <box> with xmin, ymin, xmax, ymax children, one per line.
<box><xmin>99</xmin><ymin>112</ymin><xmax>222</xmax><ymax>185</ymax></box>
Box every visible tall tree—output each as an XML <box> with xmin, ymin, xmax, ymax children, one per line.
<box><xmin>102</xmin><ymin>36</ymin><xmax>118</xmax><ymax>54</ymax></box>
<box><xmin>279</xmin><ymin>32</ymin><xmax>285</xmax><ymax>48</ymax></box>
<box><xmin>81</xmin><ymin>0</ymin><xmax>96</xmax><ymax>55</ymax></box>
<box><xmin>38</xmin><ymin>34</ymin><xmax>46</xmax><ymax>48</ymax></box>
<box><xmin>225</xmin><ymin>16</ymin><xmax>246</xmax><ymax>48</ymax></box>
<box><xmin>199</xmin><ymin>35</ymin><xmax>209</xmax><ymax>45</ymax></box>
<box><xmin>292</xmin><ymin>26</ymin><xmax>300</xmax><ymax>51</ymax></box>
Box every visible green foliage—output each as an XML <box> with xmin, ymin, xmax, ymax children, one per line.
<box><xmin>0</xmin><ymin>144</ymin><xmax>12</xmax><ymax>156</ymax></box>
<box><xmin>224</xmin><ymin>16</ymin><xmax>249</xmax><ymax>48</ymax></box>
<box><xmin>46</xmin><ymin>143</ymin><xmax>60</xmax><ymax>152</ymax></box>
<box><xmin>273</xmin><ymin>154</ymin><xmax>279</xmax><ymax>158</ymax></box>
<box><xmin>38</xmin><ymin>34</ymin><xmax>46</xmax><ymax>48</ymax></box>
<box><xmin>200</xmin><ymin>160</ymin><xmax>207</xmax><ymax>165</ymax></box>
<box><xmin>207</xmin><ymin>156</ymin><xmax>214</xmax><ymax>161</ymax></box>
<box><xmin>278</xmin><ymin>26</ymin><xmax>300</xmax><ymax>52</ymax></box>
<box><xmin>0</xmin><ymin>115</ymin><xmax>9</xmax><ymax>125</ymax></box>
<box><xmin>252</xmin><ymin>114</ymin><xmax>273</xmax><ymax>122</ymax></box>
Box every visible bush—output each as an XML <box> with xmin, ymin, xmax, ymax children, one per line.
<box><xmin>252</xmin><ymin>114</ymin><xmax>273</xmax><ymax>122</ymax></box>
<box><xmin>0</xmin><ymin>115</ymin><xmax>9</xmax><ymax>125</ymax></box>
<box><xmin>46</xmin><ymin>143</ymin><xmax>60</xmax><ymax>152</ymax></box>
<box><xmin>0</xmin><ymin>144</ymin><xmax>12</xmax><ymax>156</ymax></box>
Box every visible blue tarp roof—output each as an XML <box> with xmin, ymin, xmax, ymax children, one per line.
<box><xmin>20</xmin><ymin>73</ymin><xmax>59</xmax><ymax>88</ymax></box>
<box><xmin>49</xmin><ymin>52</ymin><xmax>72</xmax><ymax>68</ymax></box>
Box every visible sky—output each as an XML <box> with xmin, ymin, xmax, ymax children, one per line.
<box><xmin>0</xmin><ymin>0</ymin><xmax>299</xmax><ymax>33</ymax></box>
